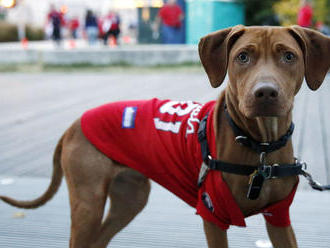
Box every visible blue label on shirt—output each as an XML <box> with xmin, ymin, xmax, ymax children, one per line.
<box><xmin>122</xmin><ymin>106</ymin><xmax>137</xmax><ymax>128</ymax></box>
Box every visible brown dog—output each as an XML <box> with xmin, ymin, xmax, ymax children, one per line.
<box><xmin>1</xmin><ymin>26</ymin><xmax>330</xmax><ymax>248</ymax></box>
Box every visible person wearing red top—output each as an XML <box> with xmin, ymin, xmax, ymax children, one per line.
<box><xmin>102</xmin><ymin>10</ymin><xmax>121</xmax><ymax>46</ymax></box>
<box><xmin>47</xmin><ymin>4</ymin><xmax>65</xmax><ymax>46</ymax></box>
<box><xmin>155</xmin><ymin>0</ymin><xmax>184</xmax><ymax>44</ymax></box>
<box><xmin>297</xmin><ymin>0</ymin><xmax>313</xmax><ymax>28</ymax></box>
<box><xmin>69</xmin><ymin>17</ymin><xmax>80</xmax><ymax>39</ymax></box>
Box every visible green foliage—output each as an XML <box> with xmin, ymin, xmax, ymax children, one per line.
<box><xmin>0</xmin><ymin>21</ymin><xmax>44</xmax><ymax>42</ymax></box>
<box><xmin>273</xmin><ymin>0</ymin><xmax>299</xmax><ymax>26</ymax></box>
<box><xmin>0</xmin><ymin>11</ymin><xmax>6</xmax><ymax>20</ymax></box>
<box><xmin>326</xmin><ymin>0</ymin><xmax>330</xmax><ymax>25</ymax></box>
<box><xmin>314</xmin><ymin>0</ymin><xmax>330</xmax><ymax>25</ymax></box>
<box><xmin>240</xmin><ymin>0</ymin><xmax>330</xmax><ymax>27</ymax></box>
<box><xmin>274</xmin><ymin>0</ymin><xmax>330</xmax><ymax>26</ymax></box>
<box><xmin>0</xmin><ymin>21</ymin><xmax>18</xmax><ymax>42</ymax></box>
<box><xmin>239</xmin><ymin>0</ymin><xmax>281</xmax><ymax>25</ymax></box>
<box><xmin>26</xmin><ymin>25</ymin><xmax>44</xmax><ymax>41</ymax></box>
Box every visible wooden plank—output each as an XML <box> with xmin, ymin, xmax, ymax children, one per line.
<box><xmin>0</xmin><ymin>178</ymin><xmax>329</xmax><ymax>247</ymax></box>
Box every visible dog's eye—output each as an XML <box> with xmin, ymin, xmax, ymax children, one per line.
<box><xmin>237</xmin><ymin>52</ymin><xmax>250</xmax><ymax>64</ymax></box>
<box><xmin>283</xmin><ymin>52</ymin><xmax>295</xmax><ymax>63</ymax></box>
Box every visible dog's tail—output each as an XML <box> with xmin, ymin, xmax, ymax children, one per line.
<box><xmin>0</xmin><ymin>135</ymin><xmax>64</xmax><ymax>209</ymax></box>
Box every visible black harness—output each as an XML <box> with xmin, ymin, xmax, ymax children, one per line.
<box><xmin>197</xmin><ymin>107</ymin><xmax>330</xmax><ymax>200</ymax></box>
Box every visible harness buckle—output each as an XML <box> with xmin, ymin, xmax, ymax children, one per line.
<box><xmin>301</xmin><ymin>169</ymin><xmax>324</xmax><ymax>191</ymax></box>
<box><xmin>257</xmin><ymin>152</ymin><xmax>274</xmax><ymax>179</ymax></box>
<box><xmin>297</xmin><ymin>158</ymin><xmax>307</xmax><ymax>171</ymax></box>
<box><xmin>259</xmin><ymin>152</ymin><xmax>267</xmax><ymax>165</ymax></box>
<box><xmin>235</xmin><ymin>135</ymin><xmax>248</xmax><ymax>145</ymax></box>
<box><xmin>259</xmin><ymin>165</ymin><xmax>273</xmax><ymax>179</ymax></box>
<box><xmin>258</xmin><ymin>142</ymin><xmax>271</xmax><ymax>153</ymax></box>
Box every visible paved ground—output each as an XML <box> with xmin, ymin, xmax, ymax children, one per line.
<box><xmin>0</xmin><ymin>71</ymin><xmax>330</xmax><ymax>247</ymax></box>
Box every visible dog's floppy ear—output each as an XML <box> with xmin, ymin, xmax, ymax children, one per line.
<box><xmin>289</xmin><ymin>26</ymin><xmax>330</xmax><ymax>91</ymax></box>
<box><xmin>198</xmin><ymin>25</ymin><xmax>245</xmax><ymax>88</ymax></box>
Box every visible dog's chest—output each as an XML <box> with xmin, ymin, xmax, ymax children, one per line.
<box><xmin>227</xmin><ymin>176</ymin><xmax>298</xmax><ymax>216</ymax></box>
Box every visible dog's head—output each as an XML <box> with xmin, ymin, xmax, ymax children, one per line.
<box><xmin>199</xmin><ymin>25</ymin><xmax>330</xmax><ymax>118</ymax></box>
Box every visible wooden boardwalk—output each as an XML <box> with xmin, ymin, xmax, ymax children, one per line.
<box><xmin>0</xmin><ymin>71</ymin><xmax>329</xmax><ymax>247</ymax></box>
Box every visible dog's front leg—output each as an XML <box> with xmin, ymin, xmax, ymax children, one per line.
<box><xmin>266</xmin><ymin>222</ymin><xmax>298</xmax><ymax>248</ymax></box>
<box><xmin>203</xmin><ymin>220</ymin><xmax>228</xmax><ymax>248</ymax></box>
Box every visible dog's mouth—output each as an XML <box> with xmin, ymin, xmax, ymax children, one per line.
<box><xmin>242</xmin><ymin>102</ymin><xmax>287</xmax><ymax>118</ymax></box>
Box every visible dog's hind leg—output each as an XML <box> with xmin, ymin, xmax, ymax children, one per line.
<box><xmin>66</xmin><ymin>177</ymin><xmax>107</xmax><ymax>248</ymax></box>
<box><xmin>91</xmin><ymin>168</ymin><xmax>151</xmax><ymax>248</ymax></box>
<box><xmin>61</xmin><ymin>120</ymin><xmax>113</xmax><ymax>248</ymax></box>
<box><xmin>61</xmin><ymin>120</ymin><xmax>150</xmax><ymax>248</ymax></box>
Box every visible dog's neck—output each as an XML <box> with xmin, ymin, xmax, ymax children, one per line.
<box><xmin>217</xmin><ymin>90</ymin><xmax>296</xmax><ymax>216</ymax></box>
<box><xmin>225</xmin><ymin>91</ymin><xmax>292</xmax><ymax>143</ymax></box>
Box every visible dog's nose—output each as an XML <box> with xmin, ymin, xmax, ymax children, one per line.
<box><xmin>253</xmin><ymin>82</ymin><xmax>279</xmax><ymax>101</ymax></box>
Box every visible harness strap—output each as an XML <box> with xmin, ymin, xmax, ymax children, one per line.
<box><xmin>197</xmin><ymin>114</ymin><xmax>304</xmax><ymax>188</ymax></box>
<box><xmin>197</xmin><ymin>107</ymin><xmax>330</xmax><ymax>198</ymax></box>
<box><xmin>208</xmin><ymin>160</ymin><xmax>303</xmax><ymax>178</ymax></box>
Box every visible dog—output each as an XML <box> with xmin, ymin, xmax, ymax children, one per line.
<box><xmin>1</xmin><ymin>25</ymin><xmax>330</xmax><ymax>248</ymax></box>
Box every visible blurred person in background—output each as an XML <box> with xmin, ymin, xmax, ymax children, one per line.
<box><xmin>69</xmin><ymin>16</ymin><xmax>80</xmax><ymax>39</ymax></box>
<box><xmin>85</xmin><ymin>10</ymin><xmax>99</xmax><ymax>45</ymax></box>
<box><xmin>47</xmin><ymin>4</ymin><xmax>65</xmax><ymax>46</ymax></box>
<box><xmin>316</xmin><ymin>21</ymin><xmax>330</xmax><ymax>36</ymax></box>
<box><xmin>102</xmin><ymin>10</ymin><xmax>121</xmax><ymax>46</ymax></box>
<box><xmin>297</xmin><ymin>0</ymin><xmax>313</xmax><ymax>28</ymax></box>
<box><xmin>154</xmin><ymin>0</ymin><xmax>184</xmax><ymax>44</ymax></box>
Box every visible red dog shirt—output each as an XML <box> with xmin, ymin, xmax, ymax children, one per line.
<box><xmin>81</xmin><ymin>98</ymin><xmax>298</xmax><ymax>230</ymax></box>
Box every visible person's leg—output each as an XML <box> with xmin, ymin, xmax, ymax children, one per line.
<box><xmin>161</xmin><ymin>24</ymin><xmax>172</xmax><ymax>44</ymax></box>
<box><xmin>161</xmin><ymin>24</ymin><xmax>180</xmax><ymax>44</ymax></box>
<box><xmin>87</xmin><ymin>27</ymin><xmax>97</xmax><ymax>45</ymax></box>
<box><xmin>86</xmin><ymin>27</ymin><xmax>92</xmax><ymax>44</ymax></box>
<box><xmin>72</xmin><ymin>30</ymin><xmax>77</xmax><ymax>39</ymax></box>
<box><xmin>103</xmin><ymin>31</ymin><xmax>109</xmax><ymax>45</ymax></box>
<box><xmin>53</xmin><ymin>27</ymin><xmax>61</xmax><ymax>47</ymax></box>
<box><xmin>113</xmin><ymin>29</ymin><xmax>120</xmax><ymax>45</ymax></box>
<box><xmin>172</xmin><ymin>27</ymin><xmax>182</xmax><ymax>44</ymax></box>
<box><xmin>91</xmin><ymin>27</ymin><xmax>99</xmax><ymax>44</ymax></box>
